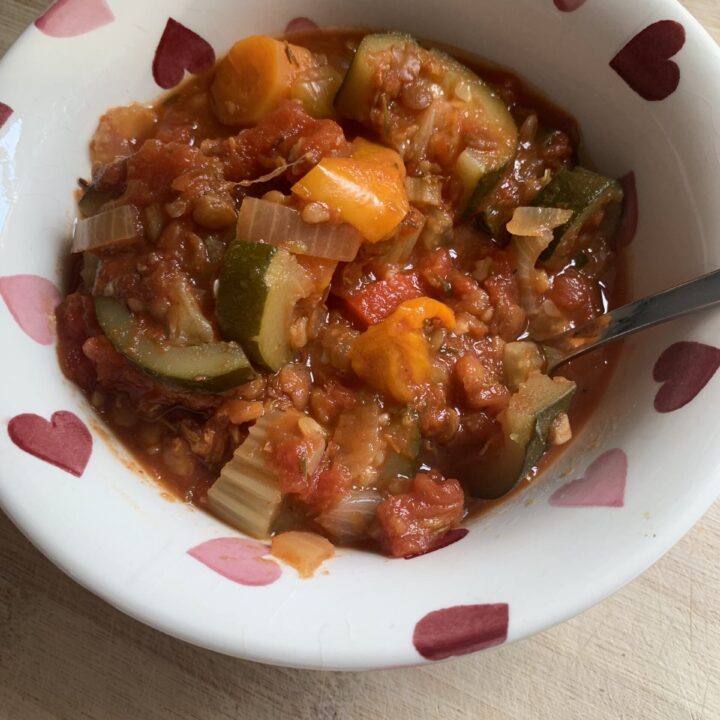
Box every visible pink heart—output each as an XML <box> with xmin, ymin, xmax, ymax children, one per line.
<box><xmin>615</xmin><ymin>172</ymin><xmax>638</xmax><ymax>248</ymax></box>
<box><xmin>35</xmin><ymin>0</ymin><xmax>114</xmax><ymax>38</ymax></box>
<box><xmin>152</xmin><ymin>18</ymin><xmax>216</xmax><ymax>90</ymax></box>
<box><xmin>404</xmin><ymin>528</ymin><xmax>469</xmax><ymax>559</ymax></box>
<box><xmin>610</xmin><ymin>20</ymin><xmax>686</xmax><ymax>101</ymax></box>
<box><xmin>550</xmin><ymin>448</ymin><xmax>627</xmax><ymax>508</ymax></box>
<box><xmin>554</xmin><ymin>0</ymin><xmax>587</xmax><ymax>11</ymax></box>
<box><xmin>0</xmin><ymin>103</ymin><xmax>12</xmax><ymax>130</ymax></box>
<box><xmin>653</xmin><ymin>342</ymin><xmax>720</xmax><ymax>413</ymax></box>
<box><xmin>0</xmin><ymin>275</ymin><xmax>61</xmax><ymax>345</ymax></box>
<box><xmin>284</xmin><ymin>17</ymin><xmax>319</xmax><ymax>35</ymax></box>
<box><xmin>8</xmin><ymin>411</ymin><xmax>92</xmax><ymax>477</ymax></box>
<box><xmin>188</xmin><ymin>537</ymin><xmax>282</xmax><ymax>586</ymax></box>
<box><xmin>413</xmin><ymin>603</ymin><xmax>509</xmax><ymax>661</ymax></box>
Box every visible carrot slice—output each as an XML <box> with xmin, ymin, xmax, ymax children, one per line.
<box><xmin>211</xmin><ymin>36</ymin><xmax>314</xmax><ymax>126</ymax></box>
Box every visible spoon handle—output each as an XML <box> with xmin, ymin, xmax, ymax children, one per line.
<box><xmin>543</xmin><ymin>268</ymin><xmax>720</xmax><ymax>372</ymax></box>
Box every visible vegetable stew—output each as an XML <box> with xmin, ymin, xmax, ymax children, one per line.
<box><xmin>57</xmin><ymin>29</ymin><xmax>626</xmax><ymax>558</ymax></box>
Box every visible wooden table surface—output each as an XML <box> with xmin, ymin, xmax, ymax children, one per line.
<box><xmin>2</xmin><ymin>1</ymin><xmax>720</xmax><ymax>718</ymax></box>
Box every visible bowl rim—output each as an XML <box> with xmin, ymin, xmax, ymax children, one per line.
<box><xmin>1</xmin><ymin>0</ymin><xmax>720</xmax><ymax>670</ymax></box>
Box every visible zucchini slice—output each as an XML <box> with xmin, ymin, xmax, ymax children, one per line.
<box><xmin>216</xmin><ymin>240</ymin><xmax>314</xmax><ymax>371</ymax></box>
<box><xmin>207</xmin><ymin>411</ymin><xmax>283</xmax><ymax>538</ymax></box>
<box><xmin>379</xmin><ymin>407</ymin><xmax>421</xmax><ymax>483</ymax></box>
<box><xmin>94</xmin><ymin>297</ymin><xmax>255</xmax><ymax>392</ymax></box>
<box><xmin>78</xmin><ymin>185</ymin><xmax>124</xmax><ymax>217</ymax></box>
<box><xmin>467</xmin><ymin>373</ymin><xmax>576</xmax><ymax>498</ymax></box>
<box><xmin>334</xmin><ymin>33</ymin><xmax>415</xmax><ymax>119</ymax></box>
<box><xmin>532</xmin><ymin>167</ymin><xmax>623</xmax><ymax>270</ymax></box>
<box><xmin>335</xmin><ymin>33</ymin><xmax>517</xmax><ymax>213</ymax></box>
<box><xmin>455</xmin><ymin>148</ymin><xmax>509</xmax><ymax>218</ymax></box>
<box><xmin>503</xmin><ymin>342</ymin><xmax>545</xmax><ymax>393</ymax></box>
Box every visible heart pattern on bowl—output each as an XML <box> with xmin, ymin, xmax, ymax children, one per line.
<box><xmin>550</xmin><ymin>449</ymin><xmax>628</xmax><ymax>508</ymax></box>
<box><xmin>4</xmin><ymin>0</ymin><xmax>720</xmax><ymax>670</ymax></box>
<box><xmin>152</xmin><ymin>18</ymin><xmax>216</xmax><ymax>90</ymax></box>
<box><xmin>285</xmin><ymin>17</ymin><xmax>319</xmax><ymax>34</ymax></box>
<box><xmin>34</xmin><ymin>0</ymin><xmax>114</xmax><ymax>38</ymax></box>
<box><xmin>188</xmin><ymin>537</ymin><xmax>282</xmax><ymax>586</ymax></box>
<box><xmin>8</xmin><ymin>411</ymin><xmax>92</xmax><ymax>477</ymax></box>
<box><xmin>653</xmin><ymin>341</ymin><xmax>720</xmax><ymax>413</ymax></box>
<box><xmin>554</xmin><ymin>0</ymin><xmax>587</xmax><ymax>11</ymax></box>
<box><xmin>610</xmin><ymin>20</ymin><xmax>686</xmax><ymax>101</ymax></box>
<box><xmin>0</xmin><ymin>103</ymin><xmax>12</xmax><ymax>130</ymax></box>
<box><xmin>404</xmin><ymin>528</ymin><xmax>469</xmax><ymax>559</ymax></box>
<box><xmin>0</xmin><ymin>275</ymin><xmax>61</xmax><ymax>345</ymax></box>
<box><xmin>413</xmin><ymin>603</ymin><xmax>509</xmax><ymax>660</ymax></box>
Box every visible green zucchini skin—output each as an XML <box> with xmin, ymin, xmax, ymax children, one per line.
<box><xmin>94</xmin><ymin>297</ymin><xmax>255</xmax><ymax>392</ymax></box>
<box><xmin>461</xmin><ymin>162</ymin><xmax>509</xmax><ymax>220</ymax></box>
<box><xmin>518</xmin><ymin>378</ymin><xmax>575</xmax><ymax>480</ymax></box>
<box><xmin>379</xmin><ymin>408</ymin><xmax>421</xmax><ymax>483</ymax></box>
<box><xmin>532</xmin><ymin>167</ymin><xmax>623</xmax><ymax>269</ymax></box>
<box><xmin>503</xmin><ymin>342</ymin><xmax>545</xmax><ymax>393</ymax></box>
<box><xmin>335</xmin><ymin>32</ymin><xmax>517</xmax><ymax>216</ymax></box>
<box><xmin>78</xmin><ymin>186</ymin><xmax>123</xmax><ymax>217</ymax></box>
<box><xmin>216</xmin><ymin>239</ymin><xmax>312</xmax><ymax>371</ymax></box>
<box><xmin>466</xmin><ymin>374</ymin><xmax>576</xmax><ymax>499</ymax></box>
<box><xmin>334</xmin><ymin>33</ymin><xmax>415</xmax><ymax>121</ymax></box>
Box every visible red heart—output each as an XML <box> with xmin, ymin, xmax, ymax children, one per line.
<box><xmin>615</xmin><ymin>172</ymin><xmax>638</xmax><ymax>248</ymax></box>
<box><xmin>404</xmin><ymin>528</ymin><xmax>469</xmax><ymax>559</ymax></box>
<box><xmin>550</xmin><ymin>448</ymin><xmax>627</xmax><ymax>507</ymax></box>
<box><xmin>0</xmin><ymin>275</ymin><xmax>61</xmax><ymax>345</ymax></box>
<box><xmin>8</xmin><ymin>411</ymin><xmax>92</xmax><ymax>477</ymax></box>
<box><xmin>610</xmin><ymin>20</ymin><xmax>686</xmax><ymax>101</ymax></box>
<box><xmin>653</xmin><ymin>341</ymin><xmax>720</xmax><ymax>413</ymax></box>
<box><xmin>554</xmin><ymin>0</ymin><xmax>587</xmax><ymax>11</ymax></box>
<box><xmin>413</xmin><ymin>603</ymin><xmax>509</xmax><ymax>661</ymax></box>
<box><xmin>152</xmin><ymin>18</ymin><xmax>216</xmax><ymax>90</ymax></box>
<box><xmin>187</xmin><ymin>537</ymin><xmax>282</xmax><ymax>586</ymax></box>
<box><xmin>285</xmin><ymin>17</ymin><xmax>319</xmax><ymax>35</ymax></box>
<box><xmin>35</xmin><ymin>0</ymin><xmax>114</xmax><ymax>38</ymax></box>
<box><xmin>0</xmin><ymin>103</ymin><xmax>12</xmax><ymax>130</ymax></box>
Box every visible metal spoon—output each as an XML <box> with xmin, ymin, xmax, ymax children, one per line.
<box><xmin>541</xmin><ymin>268</ymin><xmax>720</xmax><ymax>373</ymax></box>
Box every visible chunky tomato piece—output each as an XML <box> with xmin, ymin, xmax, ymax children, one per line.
<box><xmin>219</xmin><ymin>99</ymin><xmax>351</xmax><ymax>181</ymax></box>
<box><xmin>547</xmin><ymin>269</ymin><xmax>601</xmax><ymax>325</ymax></box>
<box><xmin>273</xmin><ymin>437</ymin><xmax>351</xmax><ymax>513</ymax></box>
<box><xmin>340</xmin><ymin>273</ymin><xmax>423</xmax><ymax>327</ymax></box>
<box><xmin>376</xmin><ymin>472</ymin><xmax>465</xmax><ymax>557</ymax></box>
<box><xmin>83</xmin><ymin>336</ymin><xmax>221</xmax><ymax>414</ymax></box>
<box><xmin>418</xmin><ymin>248</ymin><xmax>453</xmax><ymax>295</ymax></box>
<box><xmin>483</xmin><ymin>250</ymin><xmax>520</xmax><ymax>307</ymax></box>
<box><xmin>123</xmin><ymin>140</ymin><xmax>221</xmax><ymax>206</ymax></box>
<box><xmin>55</xmin><ymin>293</ymin><xmax>101</xmax><ymax>393</ymax></box>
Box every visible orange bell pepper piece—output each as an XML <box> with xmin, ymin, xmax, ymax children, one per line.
<box><xmin>291</xmin><ymin>138</ymin><xmax>409</xmax><ymax>243</ymax></box>
<box><xmin>349</xmin><ymin>297</ymin><xmax>455</xmax><ymax>402</ymax></box>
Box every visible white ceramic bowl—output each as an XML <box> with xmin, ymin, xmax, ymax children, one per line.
<box><xmin>1</xmin><ymin>0</ymin><xmax>720</xmax><ymax>670</ymax></box>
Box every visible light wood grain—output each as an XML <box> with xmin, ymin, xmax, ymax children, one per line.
<box><xmin>1</xmin><ymin>2</ymin><xmax>719</xmax><ymax>718</ymax></box>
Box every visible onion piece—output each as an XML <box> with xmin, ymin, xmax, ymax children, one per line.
<box><xmin>368</xmin><ymin>206</ymin><xmax>426</xmax><ymax>265</ymax></box>
<box><xmin>237</xmin><ymin>196</ymin><xmax>363</xmax><ymax>262</ymax></box>
<box><xmin>506</xmin><ymin>206</ymin><xmax>572</xmax><ymax>238</ymax></box>
<box><xmin>164</xmin><ymin>274</ymin><xmax>215</xmax><ymax>345</ymax></box>
<box><xmin>509</xmin><ymin>207</ymin><xmax>572</xmax><ymax>318</ymax></box>
<box><xmin>405</xmin><ymin>176</ymin><xmax>443</xmax><ymax>207</ymax></box>
<box><xmin>270</xmin><ymin>531</ymin><xmax>335</xmax><ymax>578</ymax></box>
<box><xmin>406</xmin><ymin>101</ymin><xmax>438</xmax><ymax>163</ymax></box>
<box><xmin>72</xmin><ymin>204</ymin><xmax>142</xmax><ymax>253</ymax></box>
<box><xmin>316</xmin><ymin>489</ymin><xmax>383</xmax><ymax>543</ymax></box>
